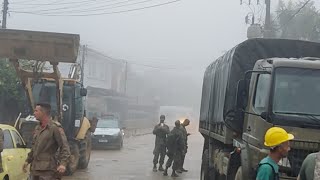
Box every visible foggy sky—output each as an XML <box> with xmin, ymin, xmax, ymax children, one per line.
<box><xmin>7</xmin><ymin>0</ymin><xmax>318</xmax><ymax>71</ymax></box>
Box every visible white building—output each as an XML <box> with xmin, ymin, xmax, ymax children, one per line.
<box><xmin>59</xmin><ymin>46</ymin><xmax>126</xmax><ymax>93</ymax></box>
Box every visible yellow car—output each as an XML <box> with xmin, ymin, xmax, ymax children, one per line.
<box><xmin>0</xmin><ymin>124</ymin><xmax>30</xmax><ymax>180</ymax></box>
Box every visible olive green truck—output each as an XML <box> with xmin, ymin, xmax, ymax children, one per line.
<box><xmin>199</xmin><ymin>39</ymin><xmax>320</xmax><ymax>180</ymax></box>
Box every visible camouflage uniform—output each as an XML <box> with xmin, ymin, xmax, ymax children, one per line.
<box><xmin>26</xmin><ymin>120</ymin><xmax>70</xmax><ymax>180</ymax></box>
<box><xmin>165</xmin><ymin>126</ymin><xmax>185</xmax><ymax>172</ymax></box>
<box><xmin>180</xmin><ymin>125</ymin><xmax>188</xmax><ymax>170</ymax></box>
<box><xmin>152</xmin><ymin>123</ymin><xmax>170</xmax><ymax>167</ymax></box>
<box><xmin>0</xmin><ymin>128</ymin><xmax>3</xmax><ymax>173</ymax></box>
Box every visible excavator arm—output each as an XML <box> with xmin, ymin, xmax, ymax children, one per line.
<box><xmin>0</xmin><ymin>29</ymin><xmax>80</xmax><ymax>121</ymax></box>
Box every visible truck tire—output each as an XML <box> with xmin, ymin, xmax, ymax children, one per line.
<box><xmin>201</xmin><ymin>148</ymin><xmax>224</xmax><ymax>180</ymax></box>
<box><xmin>78</xmin><ymin>132</ymin><xmax>91</xmax><ymax>169</ymax></box>
<box><xmin>66</xmin><ymin>142</ymin><xmax>80</xmax><ymax>175</ymax></box>
<box><xmin>200</xmin><ymin>149</ymin><xmax>209</xmax><ymax>180</ymax></box>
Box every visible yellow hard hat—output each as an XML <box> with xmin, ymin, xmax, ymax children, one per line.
<box><xmin>264</xmin><ymin>127</ymin><xmax>294</xmax><ymax>147</ymax></box>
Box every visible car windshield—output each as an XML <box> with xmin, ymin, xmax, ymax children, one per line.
<box><xmin>273</xmin><ymin>67</ymin><xmax>320</xmax><ymax>116</ymax></box>
<box><xmin>97</xmin><ymin>120</ymin><xmax>119</xmax><ymax>128</ymax></box>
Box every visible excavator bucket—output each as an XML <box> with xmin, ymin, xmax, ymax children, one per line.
<box><xmin>0</xmin><ymin>29</ymin><xmax>80</xmax><ymax>63</ymax></box>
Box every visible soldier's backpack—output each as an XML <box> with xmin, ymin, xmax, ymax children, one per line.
<box><xmin>166</xmin><ymin>132</ymin><xmax>177</xmax><ymax>152</ymax></box>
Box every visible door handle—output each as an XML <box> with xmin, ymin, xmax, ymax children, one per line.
<box><xmin>7</xmin><ymin>155</ymin><xmax>14</xmax><ymax>161</ymax></box>
<box><xmin>247</xmin><ymin>126</ymin><xmax>252</xmax><ymax>132</ymax></box>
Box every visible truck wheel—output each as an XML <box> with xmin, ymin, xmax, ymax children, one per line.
<box><xmin>78</xmin><ymin>132</ymin><xmax>91</xmax><ymax>169</ymax></box>
<box><xmin>201</xmin><ymin>148</ymin><xmax>223</xmax><ymax>180</ymax></box>
<box><xmin>234</xmin><ymin>166</ymin><xmax>242</xmax><ymax>180</ymax></box>
<box><xmin>66</xmin><ymin>143</ymin><xmax>80</xmax><ymax>175</ymax></box>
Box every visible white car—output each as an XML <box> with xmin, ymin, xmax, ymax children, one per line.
<box><xmin>92</xmin><ymin>116</ymin><xmax>124</xmax><ymax>149</ymax></box>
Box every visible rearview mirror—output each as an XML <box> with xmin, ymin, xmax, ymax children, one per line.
<box><xmin>80</xmin><ymin>88</ymin><xmax>87</xmax><ymax>96</ymax></box>
<box><xmin>235</xmin><ymin>79</ymin><xmax>248</xmax><ymax>110</ymax></box>
<box><xmin>260</xmin><ymin>111</ymin><xmax>271</xmax><ymax>121</ymax></box>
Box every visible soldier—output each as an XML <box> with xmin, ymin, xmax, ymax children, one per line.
<box><xmin>177</xmin><ymin>119</ymin><xmax>190</xmax><ymax>173</ymax></box>
<box><xmin>22</xmin><ymin>103</ymin><xmax>71</xmax><ymax>180</ymax></box>
<box><xmin>152</xmin><ymin>115</ymin><xmax>170</xmax><ymax>172</ymax></box>
<box><xmin>297</xmin><ymin>152</ymin><xmax>320</xmax><ymax>180</ymax></box>
<box><xmin>256</xmin><ymin>127</ymin><xmax>294</xmax><ymax>180</ymax></box>
<box><xmin>163</xmin><ymin>120</ymin><xmax>185</xmax><ymax>177</ymax></box>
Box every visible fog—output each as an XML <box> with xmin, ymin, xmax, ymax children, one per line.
<box><xmin>6</xmin><ymin>0</ymin><xmax>314</xmax><ymax>122</ymax></box>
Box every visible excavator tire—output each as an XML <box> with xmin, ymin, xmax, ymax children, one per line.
<box><xmin>78</xmin><ymin>131</ymin><xmax>91</xmax><ymax>169</ymax></box>
<box><xmin>65</xmin><ymin>142</ymin><xmax>80</xmax><ymax>176</ymax></box>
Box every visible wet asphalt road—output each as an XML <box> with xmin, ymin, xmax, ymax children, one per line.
<box><xmin>65</xmin><ymin>130</ymin><xmax>203</xmax><ymax>180</ymax></box>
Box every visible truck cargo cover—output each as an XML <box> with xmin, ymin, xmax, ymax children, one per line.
<box><xmin>200</xmin><ymin>38</ymin><xmax>320</xmax><ymax>132</ymax></box>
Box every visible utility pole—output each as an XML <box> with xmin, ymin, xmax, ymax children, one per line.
<box><xmin>264</xmin><ymin>0</ymin><xmax>272</xmax><ymax>38</ymax></box>
<box><xmin>2</xmin><ymin>0</ymin><xmax>8</xmax><ymax>29</ymax></box>
<box><xmin>80</xmin><ymin>45</ymin><xmax>86</xmax><ymax>85</ymax></box>
<box><xmin>124</xmin><ymin>61</ymin><xmax>128</xmax><ymax>94</ymax></box>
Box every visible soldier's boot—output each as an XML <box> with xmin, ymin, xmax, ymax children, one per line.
<box><xmin>153</xmin><ymin>164</ymin><xmax>157</xmax><ymax>172</ymax></box>
<box><xmin>158</xmin><ymin>165</ymin><xmax>164</xmax><ymax>171</ymax></box>
<box><xmin>176</xmin><ymin>169</ymin><xmax>183</xmax><ymax>173</ymax></box>
<box><xmin>171</xmin><ymin>171</ymin><xmax>179</xmax><ymax>177</ymax></box>
<box><xmin>181</xmin><ymin>168</ymin><xmax>188</xmax><ymax>172</ymax></box>
<box><xmin>163</xmin><ymin>168</ymin><xmax>168</xmax><ymax>176</ymax></box>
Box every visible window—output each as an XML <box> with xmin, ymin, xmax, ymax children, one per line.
<box><xmin>253</xmin><ymin>74</ymin><xmax>271</xmax><ymax>114</ymax></box>
<box><xmin>74</xmin><ymin>85</ymin><xmax>84</xmax><ymax>119</ymax></box>
<box><xmin>3</xmin><ymin>130</ymin><xmax>14</xmax><ymax>149</ymax></box>
<box><xmin>11</xmin><ymin>130</ymin><xmax>24</xmax><ymax>148</ymax></box>
<box><xmin>273</xmin><ymin>68</ymin><xmax>320</xmax><ymax>115</ymax></box>
<box><xmin>88</xmin><ymin>62</ymin><xmax>97</xmax><ymax>77</ymax></box>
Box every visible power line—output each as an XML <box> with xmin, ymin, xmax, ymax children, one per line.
<box><xmin>11</xmin><ymin>0</ymin><xmax>116</xmax><ymax>11</ymax></box>
<box><xmin>274</xmin><ymin>0</ymin><xmax>312</xmax><ymax>31</ymax></box>
<box><xmin>10</xmin><ymin>0</ymin><xmax>182</xmax><ymax>16</ymax></box>
<box><xmin>11</xmin><ymin>0</ymin><xmax>44</xmax><ymax>4</ymax></box>
<box><xmin>282</xmin><ymin>0</ymin><xmax>312</xmax><ymax>27</ymax></box>
<box><xmin>10</xmin><ymin>0</ymin><xmax>99</xmax><ymax>5</ymax></box>
<box><xmin>21</xmin><ymin>0</ymin><xmax>156</xmax><ymax>14</ymax></box>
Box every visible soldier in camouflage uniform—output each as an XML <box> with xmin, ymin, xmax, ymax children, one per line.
<box><xmin>23</xmin><ymin>103</ymin><xmax>71</xmax><ymax>180</ymax></box>
<box><xmin>298</xmin><ymin>152</ymin><xmax>320</xmax><ymax>180</ymax></box>
<box><xmin>163</xmin><ymin>120</ymin><xmax>185</xmax><ymax>177</ymax></box>
<box><xmin>152</xmin><ymin>115</ymin><xmax>170</xmax><ymax>172</ymax></box>
<box><xmin>177</xmin><ymin>119</ymin><xmax>190</xmax><ymax>173</ymax></box>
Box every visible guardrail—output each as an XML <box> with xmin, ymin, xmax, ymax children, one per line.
<box><xmin>124</xmin><ymin>128</ymin><xmax>153</xmax><ymax>138</ymax></box>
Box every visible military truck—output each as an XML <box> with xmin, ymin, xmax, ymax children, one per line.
<box><xmin>0</xmin><ymin>29</ymin><xmax>94</xmax><ymax>175</ymax></box>
<box><xmin>199</xmin><ymin>39</ymin><xmax>320</xmax><ymax>179</ymax></box>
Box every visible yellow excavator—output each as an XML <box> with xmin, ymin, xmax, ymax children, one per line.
<box><xmin>0</xmin><ymin>29</ymin><xmax>95</xmax><ymax>175</ymax></box>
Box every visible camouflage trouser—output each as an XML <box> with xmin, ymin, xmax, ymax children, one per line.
<box><xmin>181</xmin><ymin>153</ymin><xmax>186</xmax><ymax>169</ymax></box>
<box><xmin>31</xmin><ymin>170</ymin><xmax>62</xmax><ymax>180</ymax></box>
<box><xmin>30</xmin><ymin>176</ymin><xmax>61</xmax><ymax>180</ymax></box>
<box><xmin>0</xmin><ymin>154</ymin><xmax>3</xmax><ymax>173</ymax></box>
<box><xmin>165</xmin><ymin>151</ymin><xmax>182</xmax><ymax>171</ymax></box>
<box><xmin>153</xmin><ymin>144</ymin><xmax>166</xmax><ymax>165</ymax></box>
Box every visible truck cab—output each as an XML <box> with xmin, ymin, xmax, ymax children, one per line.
<box><xmin>239</xmin><ymin>58</ymin><xmax>320</xmax><ymax>179</ymax></box>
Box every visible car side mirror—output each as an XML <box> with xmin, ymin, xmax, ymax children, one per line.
<box><xmin>80</xmin><ymin>88</ymin><xmax>87</xmax><ymax>96</ymax></box>
<box><xmin>260</xmin><ymin>111</ymin><xmax>270</xmax><ymax>121</ymax></box>
<box><xmin>236</xmin><ymin>79</ymin><xmax>248</xmax><ymax>110</ymax></box>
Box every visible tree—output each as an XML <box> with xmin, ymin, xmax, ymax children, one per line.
<box><xmin>273</xmin><ymin>0</ymin><xmax>320</xmax><ymax>42</ymax></box>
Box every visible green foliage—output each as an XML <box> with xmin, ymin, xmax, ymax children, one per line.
<box><xmin>0</xmin><ymin>60</ymin><xmax>22</xmax><ymax>103</ymax></box>
<box><xmin>273</xmin><ymin>0</ymin><xmax>320</xmax><ymax>42</ymax></box>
